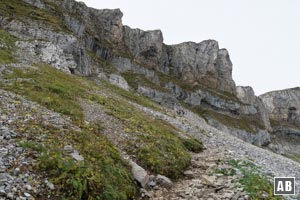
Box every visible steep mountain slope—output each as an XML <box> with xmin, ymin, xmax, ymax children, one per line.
<box><xmin>1</xmin><ymin>0</ymin><xmax>273</xmax><ymax>145</ymax></box>
<box><xmin>0</xmin><ymin>0</ymin><xmax>299</xmax><ymax>199</ymax></box>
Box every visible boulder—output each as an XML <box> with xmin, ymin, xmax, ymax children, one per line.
<box><xmin>109</xmin><ymin>74</ymin><xmax>130</xmax><ymax>91</ymax></box>
<box><xmin>156</xmin><ymin>174</ymin><xmax>172</xmax><ymax>188</ymax></box>
<box><xmin>129</xmin><ymin>161</ymin><xmax>149</xmax><ymax>187</ymax></box>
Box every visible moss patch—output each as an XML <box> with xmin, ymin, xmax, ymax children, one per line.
<box><xmin>0</xmin><ymin>29</ymin><xmax>18</xmax><ymax>64</ymax></box>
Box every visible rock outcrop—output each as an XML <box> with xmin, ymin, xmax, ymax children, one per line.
<box><xmin>260</xmin><ymin>88</ymin><xmax>300</xmax><ymax>158</ymax></box>
<box><xmin>167</xmin><ymin>41</ymin><xmax>236</xmax><ymax>93</ymax></box>
<box><xmin>260</xmin><ymin>87</ymin><xmax>300</xmax><ymax>127</ymax></box>
<box><xmin>236</xmin><ymin>86</ymin><xmax>271</xmax><ymax>131</ymax></box>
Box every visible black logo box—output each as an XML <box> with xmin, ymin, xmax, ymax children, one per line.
<box><xmin>274</xmin><ymin>177</ymin><xmax>295</xmax><ymax>195</ymax></box>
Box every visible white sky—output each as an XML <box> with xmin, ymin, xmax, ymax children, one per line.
<box><xmin>79</xmin><ymin>0</ymin><xmax>300</xmax><ymax>95</ymax></box>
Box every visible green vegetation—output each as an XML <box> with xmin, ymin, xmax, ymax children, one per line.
<box><xmin>101</xmin><ymin>80</ymin><xmax>165</xmax><ymax>113</ymax></box>
<box><xmin>157</xmin><ymin>71</ymin><xmax>241</xmax><ymax>103</ymax></box>
<box><xmin>1</xmin><ymin>66</ymin><xmax>89</xmax><ymax>125</ymax></box>
<box><xmin>91</xmin><ymin>94</ymin><xmax>203</xmax><ymax>178</ymax></box>
<box><xmin>229</xmin><ymin>159</ymin><xmax>283</xmax><ymax>200</ymax></box>
<box><xmin>270</xmin><ymin>119</ymin><xmax>299</xmax><ymax>130</ymax></box>
<box><xmin>0</xmin><ymin>0</ymin><xmax>68</xmax><ymax>32</ymax></box>
<box><xmin>18</xmin><ymin>122</ymin><xmax>137</xmax><ymax>200</ymax></box>
<box><xmin>157</xmin><ymin>71</ymin><xmax>196</xmax><ymax>92</ymax></box>
<box><xmin>214</xmin><ymin>168</ymin><xmax>236</xmax><ymax>176</ymax></box>
<box><xmin>190</xmin><ymin>106</ymin><xmax>265</xmax><ymax>133</ymax></box>
<box><xmin>1</xmin><ymin>64</ymin><xmax>203</xmax><ymax>192</ymax></box>
<box><xmin>122</xmin><ymin>71</ymin><xmax>169</xmax><ymax>92</ymax></box>
<box><xmin>0</xmin><ymin>29</ymin><xmax>18</xmax><ymax>64</ymax></box>
<box><xmin>284</xmin><ymin>153</ymin><xmax>300</xmax><ymax>163</ymax></box>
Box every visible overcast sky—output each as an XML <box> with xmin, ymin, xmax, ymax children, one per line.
<box><xmin>79</xmin><ymin>0</ymin><xmax>300</xmax><ymax>95</ymax></box>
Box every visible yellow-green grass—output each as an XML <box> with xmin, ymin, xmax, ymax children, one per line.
<box><xmin>1</xmin><ymin>64</ymin><xmax>203</xmax><ymax>182</ymax></box>
<box><xmin>0</xmin><ymin>29</ymin><xmax>18</xmax><ymax>64</ymax></box>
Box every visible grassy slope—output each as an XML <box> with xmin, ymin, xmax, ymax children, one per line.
<box><xmin>0</xmin><ymin>64</ymin><xmax>203</xmax><ymax>198</ymax></box>
<box><xmin>1</xmin><ymin>65</ymin><xmax>138</xmax><ymax>199</ymax></box>
<box><xmin>0</xmin><ymin>30</ymin><xmax>18</xmax><ymax>64</ymax></box>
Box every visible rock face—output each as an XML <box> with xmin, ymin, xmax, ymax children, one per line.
<box><xmin>167</xmin><ymin>41</ymin><xmax>236</xmax><ymax>93</ymax></box>
<box><xmin>14</xmin><ymin>0</ymin><xmax>237</xmax><ymax>95</ymax></box>
<box><xmin>260</xmin><ymin>87</ymin><xmax>300</xmax><ymax>126</ymax></box>
<box><xmin>236</xmin><ymin>86</ymin><xmax>271</xmax><ymax>131</ymax></box>
<box><xmin>123</xmin><ymin>26</ymin><xmax>164</xmax><ymax>68</ymax></box>
<box><xmin>16</xmin><ymin>41</ymin><xmax>77</xmax><ymax>73</ymax></box>
<box><xmin>260</xmin><ymin>88</ymin><xmax>300</xmax><ymax>157</ymax></box>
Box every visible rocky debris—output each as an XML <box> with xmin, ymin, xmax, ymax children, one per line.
<box><xmin>209</xmin><ymin>119</ymin><xmax>271</xmax><ymax>147</ymax></box>
<box><xmin>132</xmin><ymin>97</ymin><xmax>300</xmax><ymax>199</ymax></box>
<box><xmin>45</xmin><ymin>180</ymin><xmax>55</xmax><ymax>190</ymax></box>
<box><xmin>183</xmin><ymin>170</ymin><xmax>193</xmax><ymax>178</ymax></box>
<box><xmin>150</xmin><ymin>149</ymin><xmax>249</xmax><ymax>200</ymax></box>
<box><xmin>109</xmin><ymin>74</ymin><xmax>130</xmax><ymax>91</ymax></box>
<box><xmin>0</xmin><ymin>89</ymin><xmax>79</xmax><ymax>199</ymax></box>
<box><xmin>0</xmin><ymin>126</ymin><xmax>39</xmax><ymax>200</ymax></box>
<box><xmin>63</xmin><ymin>145</ymin><xmax>74</xmax><ymax>154</ymax></box>
<box><xmin>201</xmin><ymin>175</ymin><xmax>217</xmax><ymax>186</ymax></box>
<box><xmin>130</xmin><ymin>161</ymin><xmax>149</xmax><ymax>188</ymax></box>
<box><xmin>70</xmin><ymin>150</ymin><xmax>84</xmax><ymax>162</ymax></box>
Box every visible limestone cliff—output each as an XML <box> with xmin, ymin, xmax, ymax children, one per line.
<box><xmin>260</xmin><ymin>87</ymin><xmax>300</xmax><ymax>127</ymax></box>
<box><xmin>260</xmin><ymin>88</ymin><xmax>300</xmax><ymax>158</ymax></box>
<box><xmin>0</xmin><ymin>0</ymin><xmax>275</xmax><ymax>146</ymax></box>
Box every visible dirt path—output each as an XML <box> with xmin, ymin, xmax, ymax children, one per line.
<box><xmin>134</xmin><ymin>103</ymin><xmax>300</xmax><ymax>199</ymax></box>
